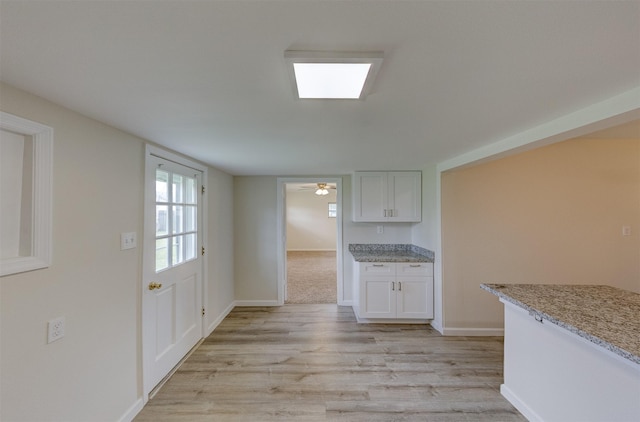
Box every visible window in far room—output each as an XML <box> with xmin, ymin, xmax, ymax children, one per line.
<box><xmin>328</xmin><ymin>202</ymin><xmax>337</xmax><ymax>218</ymax></box>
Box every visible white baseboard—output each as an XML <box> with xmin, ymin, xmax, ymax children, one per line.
<box><xmin>430</xmin><ymin>319</ymin><xmax>444</xmax><ymax>334</ymax></box>
<box><xmin>500</xmin><ymin>384</ymin><xmax>543</xmax><ymax>422</ymax></box>
<box><xmin>206</xmin><ymin>301</ymin><xmax>235</xmax><ymax>336</ymax></box>
<box><xmin>442</xmin><ymin>327</ymin><xmax>504</xmax><ymax>336</ymax></box>
<box><xmin>286</xmin><ymin>249</ymin><xmax>337</xmax><ymax>252</ymax></box>
<box><xmin>118</xmin><ymin>398</ymin><xmax>144</xmax><ymax>422</ymax></box>
<box><xmin>234</xmin><ymin>300</ymin><xmax>280</xmax><ymax>307</ymax></box>
<box><xmin>356</xmin><ymin>317</ymin><xmax>431</xmax><ymax>324</ymax></box>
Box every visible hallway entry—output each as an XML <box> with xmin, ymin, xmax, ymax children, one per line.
<box><xmin>277</xmin><ymin>178</ymin><xmax>344</xmax><ymax>305</ymax></box>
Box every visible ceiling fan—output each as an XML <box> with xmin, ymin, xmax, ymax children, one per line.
<box><xmin>298</xmin><ymin>183</ymin><xmax>337</xmax><ymax>196</ymax></box>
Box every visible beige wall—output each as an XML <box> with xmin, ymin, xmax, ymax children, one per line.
<box><xmin>233</xmin><ymin>176</ymin><xmax>280</xmax><ymax>302</ymax></box>
<box><xmin>0</xmin><ymin>82</ymin><xmax>143</xmax><ymax>421</ymax></box>
<box><xmin>286</xmin><ymin>188</ymin><xmax>337</xmax><ymax>251</ymax></box>
<box><xmin>441</xmin><ymin>137</ymin><xmax>640</xmax><ymax>330</ymax></box>
<box><xmin>0</xmin><ymin>83</ymin><xmax>235</xmax><ymax>421</ymax></box>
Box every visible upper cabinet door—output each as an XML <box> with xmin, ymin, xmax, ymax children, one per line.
<box><xmin>388</xmin><ymin>171</ymin><xmax>421</xmax><ymax>222</ymax></box>
<box><xmin>353</xmin><ymin>171</ymin><xmax>388</xmax><ymax>222</ymax></box>
<box><xmin>352</xmin><ymin>171</ymin><xmax>421</xmax><ymax>222</ymax></box>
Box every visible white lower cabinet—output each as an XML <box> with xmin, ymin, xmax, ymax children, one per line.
<box><xmin>353</xmin><ymin>262</ymin><xmax>433</xmax><ymax>321</ymax></box>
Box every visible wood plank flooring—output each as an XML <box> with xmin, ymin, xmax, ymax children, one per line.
<box><xmin>134</xmin><ymin>305</ymin><xmax>525</xmax><ymax>421</ymax></box>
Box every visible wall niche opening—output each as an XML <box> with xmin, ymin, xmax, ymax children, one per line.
<box><xmin>0</xmin><ymin>112</ymin><xmax>52</xmax><ymax>277</ymax></box>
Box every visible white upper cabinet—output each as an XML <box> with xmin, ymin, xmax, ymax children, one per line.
<box><xmin>352</xmin><ymin>171</ymin><xmax>421</xmax><ymax>222</ymax></box>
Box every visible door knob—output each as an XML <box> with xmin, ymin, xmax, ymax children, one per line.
<box><xmin>148</xmin><ymin>282</ymin><xmax>163</xmax><ymax>290</ymax></box>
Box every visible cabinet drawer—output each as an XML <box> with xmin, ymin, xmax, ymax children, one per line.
<box><xmin>361</xmin><ymin>262</ymin><xmax>395</xmax><ymax>275</ymax></box>
<box><xmin>397</xmin><ymin>262</ymin><xmax>432</xmax><ymax>276</ymax></box>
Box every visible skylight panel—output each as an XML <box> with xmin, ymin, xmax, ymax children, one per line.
<box><xmin>293</xmin><ymin>63</ymin><xmax>372</xmax><ymax>99</ymax></box>
<box><xmin>284</xmin><ymin>51</ymin><xmax>383</xmax><ymax>100</ymax></box>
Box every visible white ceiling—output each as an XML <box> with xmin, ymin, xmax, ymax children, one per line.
<box><xmin>1</xmin><ymin>1</ymin><xmax>639</xmax><ymax>175</ymax></box>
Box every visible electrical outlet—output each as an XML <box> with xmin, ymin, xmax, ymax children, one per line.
<box><xmin>376</xmin><ymin>225</ymin><xmax>384</xmax><ymax>234</ymax></box>
<box><xmin>47</xmin><ymin>317</ymin><xmax>65</xmax><ymax>343</ymax></box>
<box><xmin>622</xmin><ymin>226</ymin><xmax>632</xmax><ymax>236</ymax></box>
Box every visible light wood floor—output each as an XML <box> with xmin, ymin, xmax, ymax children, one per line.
<box><xmin>135</xmin><ymin>305</ymin><xmax>525</xmax><ymax>421</ymax></box>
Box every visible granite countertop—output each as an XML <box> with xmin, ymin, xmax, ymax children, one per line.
<box><xmin>349</xmin><ymin>244</ymin><xmax>434</xmax><ymax>263</ymax></box>
<box><xmin>481</xmin><ymin>283</ymin><xmax>640</xmax><ymax>365</ymax></box>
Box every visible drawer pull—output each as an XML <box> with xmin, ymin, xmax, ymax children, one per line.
<box><xmin>409</xmin><ymin>264</ymin><xmax>421</xmax><ymax>267</ymax></box>
<box><xmin>391</xmin><ymin>282</ymin><xmax>395</xmax><ymax>291</ymax></box>
<box><xmin>398</xmin><ymin>282</ymin><xmax>402</xmax><ymax>291</ymax></box>
<box><xmin>372</xmin><ymin>264</ymin><xmax>384</xmax><ymax>267</ymax></box>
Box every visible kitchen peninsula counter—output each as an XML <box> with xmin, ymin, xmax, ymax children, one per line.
<box><xmin>481</xmin><ymin>283</ymin><xmax>640</xmax><ymax>364</ymax></box>
<box><xmin>482</xmin><ymin>283</ymin><xmax>640</xmax><ymax>422</ymax></box>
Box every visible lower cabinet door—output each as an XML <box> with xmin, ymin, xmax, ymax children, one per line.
<box><xmin>396</xmin><ymin>278</ymin><xmax>431</xmax><ymax>318</ymax></box>
<box><xmin>360</xmin><ymin>277</ymin><xmax>396</xmax><ymax>318</ymax></box>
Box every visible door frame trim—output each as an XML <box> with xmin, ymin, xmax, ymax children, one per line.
<box><xmin>142</xmin><ymin>144</ymin><xmax>208</xmax><ymax>401</ymax></box>
<box><xmin>276</xmin><ymin>177</ymin><xmax>344</xmax><ymax>305</ymax></box>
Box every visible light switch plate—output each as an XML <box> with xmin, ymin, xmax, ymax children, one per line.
<box><xmin>121</xmin><ymin>232</ymin><xmax>137</xmax><ymax>250</ymax></box>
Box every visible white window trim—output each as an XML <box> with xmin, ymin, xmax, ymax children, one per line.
<box><xmin>0</xmin><ymin>112</ymin><xmax>53</xmax><ymax>277</ymax></box>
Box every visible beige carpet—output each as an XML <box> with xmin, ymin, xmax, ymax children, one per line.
<box><xmin>286</xmin><ymin>251</ymin><xmax>337</xmax><ymax>304</ymax></box>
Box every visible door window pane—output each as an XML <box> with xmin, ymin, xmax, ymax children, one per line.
<box><xmin>184</xmin><ymin>205</ymin><xmax>196</xmax><ymax>232</ymax></box>
<box><xmin>172</xmin><ymin>205</ymin><xmax>184</xmax><ymax>234</ymax></box>
<box><xmin>172</xmin><ymin>235</ymin><xmax>184</xmax><ymax>266</ymax></box>
<box><xmin>185</xmin><ymin>233</ymin><xmax>196</xmax><ymax>261</ymax></box>
<box><xmin>156</xmin><ymin>205</ymin><xmax>169</xmax><ymax>236</ymax></box>
<box><xmin>156</xmin><ymin>238</ymin><xmax>169</xmax><ymax>272</ymax></box>
<box><xmin>172</xmin><ymin>174</ymin><xmax>184</xmax><ymax>203</ymax></box>
<box><xmin>156</xmin><ymin>170</ymin><xmax>169</xmax><ymax>202</ymax></box>
<box><xmin>185</xmin><ymin>177</ymin><xmax>197</xmax><ymax>204</ymax></box>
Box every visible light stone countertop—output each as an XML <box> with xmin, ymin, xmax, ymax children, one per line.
<box><xmin>348</xmin><ymin>244</ymin><xmax>434</xmax><ymax>263</ymax></box>
<box><xmin>481</xmin><ymin>283</ymin><xmax>640</xmax><ymax>365</ymax></box>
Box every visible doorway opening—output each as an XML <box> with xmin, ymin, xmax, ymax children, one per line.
<box><xmin>285</xmin><ymin>182</ymin><xmax>337</xmax><ymax>303</ymax></box>
<box><xmin>277</xmin><ymin>178</ymin><xmax>343</xmax><ymax>305</ymax></box>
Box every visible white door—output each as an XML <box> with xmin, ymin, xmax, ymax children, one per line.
<box><xmin>143</xmin><ymin>153</ymin><xmax>203</xmax><ymax>395</ymax></box>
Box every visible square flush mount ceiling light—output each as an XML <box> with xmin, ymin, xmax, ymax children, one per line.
<box><xmin>284</xmin><ymin>50</ymin><xmax>384</xmax><ymax>99</ymax></box>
